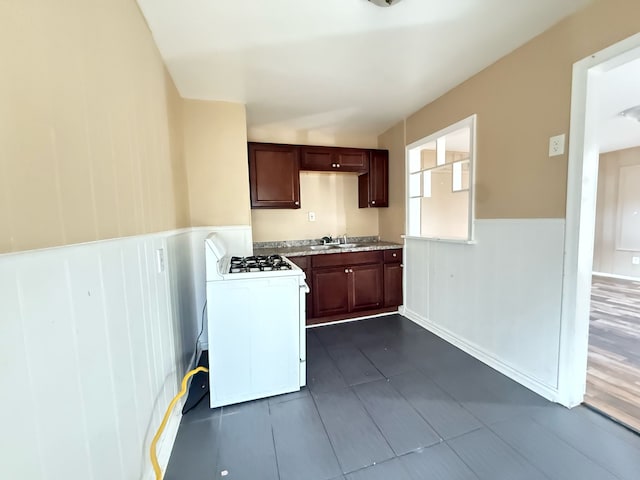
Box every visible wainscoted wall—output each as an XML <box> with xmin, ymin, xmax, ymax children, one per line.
<box><xmin>0</xmin><ymin>230</ymin><xmax>199</xmax><ymax>480</ymax></box>
<box><xmin>402</xmin><ymin>219</ymin><xmax>566</xmax><ymax>400</ymax></box>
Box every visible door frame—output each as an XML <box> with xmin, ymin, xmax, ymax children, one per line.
<box><xmin>558</xmin><ymin>32</ymin><xmax>640</xmax><ymax>407</ymax></box>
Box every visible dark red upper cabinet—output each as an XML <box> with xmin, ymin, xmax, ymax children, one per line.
<box><xmin>248</xmin><ymin>143</ymin><xmax>301</xmax><ymax>209</ymax></box>
<box><xmin>358</xmin><ymin>149</ymin><xmax>388</xmax><ymax>208</ymax></box>
<box><xmin>300</xmin><ymin>146</ymin><xmax>368</xmax><ymax>173</ymax></box>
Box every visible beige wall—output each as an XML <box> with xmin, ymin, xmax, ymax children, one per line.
<box><xmin>378</xmin><ymin>122</ymin><xmax>406</xmax><ymax>242</ymax></box>
<box><xmin>183</xmin><ymin>100</ymin><xmax>252</xmax><ymax>227</ymax></box>
<box><xmin>249</xmin><ymin>129</ymin><xmax>380</xmax><ymax>242</ymax></box>
<box><xmin>0</xmin><ymin>0</ymin><xmax>189</xmax><ymax>254</ymax></box>
<box><xmin>252</xmin><ymin>172</ymin><xmax>379</xmax><ymax>242</ymax></box>
<box><xmin>593</xmin><ymin>147</ymin><xmax>640</xmax><ymax>277</ymax></box>
<box><xmin>378</xmin><ymin>0</ymin><xmax>640</xmax><ymax>224</ymax></box>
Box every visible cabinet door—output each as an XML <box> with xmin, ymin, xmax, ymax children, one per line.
<box><xmin>349</xmin><ymin>264</ymin><xmax>383</xmax><ymax>312</ymax></box>
<box><xmin>358</xmin><ymin>150</ymin><xmax>388</xmax><ymax>208</ymax></box>
<box><xmin>249</xmin><ymin>143</ymin><xmax>300</xmax><ymax>208</ymax></box>
<box><xmin>300</xmin><ymin>147</ymin><xmax>334</xmax><ymax>171</ymax></box>
<box><xmin>383</xmin><ymin>263</ymin><xmax>403</xmax><ymax>307</ymax></box>
<box><xmin>312</xmin><ymin>267</ymin><xmax>349</xmax><ymax>317</ymax></box>
<box><xmin>336</xmin><ymin>149</ymin><xmax>368</xmax><ymax>172</ymax></box>
<box><xmin>369</xmin><ymin>150</ymin><xmax>389</xmax><ymax>207</ymax></box>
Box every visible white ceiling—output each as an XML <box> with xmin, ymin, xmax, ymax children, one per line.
<box><xmin>597</xmin><ymin>57</ymin><xmax>640</xmax><ymax>153</ymax></box>
<box><xmin>137</xmin><ymin>0</ymin><xmax>594</xmax><ymax>138</ymax></box>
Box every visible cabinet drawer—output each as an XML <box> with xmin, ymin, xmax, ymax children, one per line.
<box><xmin>311</xmin><ymin>250</ymin><xmax>382</xmax><ymax>268</ymax></box>
<box><xmin>384</xmin><ymin>249</ymin><xmax>402</xmax><ymax>263</ymax></box>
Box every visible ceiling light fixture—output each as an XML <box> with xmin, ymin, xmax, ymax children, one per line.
<box><xmin>368</xmin><ymin>0</ymin><xmax>403</xmax><ymax>7</ymax></box>
<box><xmin>619</xmin><ymin>105</ymin><xmax>640</xmax><ymax>123</ymax></box>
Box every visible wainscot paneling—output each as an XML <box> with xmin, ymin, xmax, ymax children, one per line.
<box><xmin>401</xmin><ymin>219</ymin><xmax>565</xmax><ymax>400</ymax></box>
<box><xmin>0</xmin><ymin>230</ymin><xmax>199</xmax><ymax>480</ymax></box>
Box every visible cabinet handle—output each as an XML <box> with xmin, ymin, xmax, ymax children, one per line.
<box><xmin>392</xmin><ymin>253</ymin><xmax>397</xmax><ymax>257</ymax></box>
<box><xmin>345</xmin><ymin>268</ymin><xmax>349</xmax><ymax>273</ymax></box>
<box><xmin>337</xmin><ymin>164</ymin><xmax>341</xmax><ymax>168</ymax></box>
<box><xmin>294</xmin><ymin>201</ymin><xmax>299</xmax><ymax>205</ymax></box>
<box><xmin>371</xmin><ymin>200</ymin><xmax>376</xmax><ymax>205</ymax></box>
<box><xmin>332</xmin><ymin>163</ymin><xmax>336</xmax><ymax>167</ymax></box>
<box><xmin>400</xmin><ymin>264</ymin><xmax>404</xmax><ymax>268</ymax></box>
<box><xmin>349</xmin><ymin>269</ymin><xmax>353</xmax><ymax>273</ymax></box>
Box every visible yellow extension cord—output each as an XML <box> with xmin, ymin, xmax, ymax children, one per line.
<box><xmin>150</xmin><ymin>366</ymin><xmax>209</xmax><ymax>480</ymax></box>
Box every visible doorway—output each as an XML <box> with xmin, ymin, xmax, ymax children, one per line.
<box><xmin>560</xmin><ymin>33</ymin><xmax>640</xmax><ymax>426</ymax></box>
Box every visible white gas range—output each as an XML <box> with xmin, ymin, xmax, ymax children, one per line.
<box><xmin>205</xmin><ymin>233</ymin><xmax>308</xmax><ymax>408</ymax></box>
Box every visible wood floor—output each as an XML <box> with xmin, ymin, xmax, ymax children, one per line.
<box><xmin>586</xmin><ymin>275</ymin><xmax>640</xmax><ymax>432</ymax></box>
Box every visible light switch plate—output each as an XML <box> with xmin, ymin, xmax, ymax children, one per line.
<box><xmin>308</xmin><ymin>211</ymin><xmax>316</xmax><ymax>222</ymax></box>
<box><xmin>549</xmin><ymin>134</ymin><xmax>566</xmax><ymax>157</ymax></box>
<box><xmin>632</xmin><ymin>256</ymin><xmax>640</xmax><ymax>265</ymax></box>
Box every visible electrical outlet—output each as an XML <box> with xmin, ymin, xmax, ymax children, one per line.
<box><xmin>632</xmin><ymin>256</ymin><xmax>640</xmax><ymax>265</ymax></box>
<box><xmin>549</xmin><ymin>134</ymin><xmax>566</xmax><ymax>157</ymax></box>
<box><xmin>308</xmin><ymin>211</ymin><xmax>316</xmax><ymax>222</ymax></box>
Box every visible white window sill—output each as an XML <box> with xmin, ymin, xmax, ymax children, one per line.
<box><xmin>402</xmin><ymin>235</ymin><xmax>477</xmax><ymax>245</ymax></box>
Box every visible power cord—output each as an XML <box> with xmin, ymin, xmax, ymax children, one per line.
<box><xmin>193</xmin><ymin>301</ymin><xmax>207</xmax><ymax>368</ymax></box>
<box><xmin>150</xmin><ymin>366</ymin><xmax>209</xmax><ymax>479</ymax></box>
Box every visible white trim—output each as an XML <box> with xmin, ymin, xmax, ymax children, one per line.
<box><xmin>592</xmin><ymin>271</ymin><xmax>640</xmax><ymax>282</ymax></box>
<box><xmin>0</xmin><ymin>227</ymin><xmax>194</xmax><ymax>259</ymax></box>
<box><xmin>402</xmin><ymin>235</ymin><xmax>477</xmax><ymax>245</ymax></box>
<box><xmin>401</xmin><ymin>307</ymin><xmax>560</xmax><ymax>402</ymax></box>
<box><xmin>560</xmin><ymin>32</ymin><xmax>640</xmax><ymax>407</ymax></box>
<box><xmin>405</xmin><ymin>114</ymin><xmax>477</xmax><ymax>242</ymax></box>
<box><xmin>305</xmin><ymin>310</ymin><xmax>399</xmax><ymax>329</ymax></box>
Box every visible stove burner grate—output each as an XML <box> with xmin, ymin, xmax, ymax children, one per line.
<box><xmin>228</xmin><ymin>255</ymin><xmax>293</xmax><ymax>273</ymax></box>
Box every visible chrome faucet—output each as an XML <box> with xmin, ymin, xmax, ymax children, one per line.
<box><xmin>341</xmin><ymin>234</ymin><xmax>348</xmax><ymax>244</ymax></box>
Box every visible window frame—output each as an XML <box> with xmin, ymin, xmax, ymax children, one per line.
<box><xmin>404</xmin><ymin>114</ymin><xmax>477</xmax><ymax>243</ymax></box>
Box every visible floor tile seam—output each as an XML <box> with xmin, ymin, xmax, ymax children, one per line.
<box><xmin>269</xmin><ymin>423</ymin><xmax>283</xmax><ymax>480</ymax></box>
<box><xmin>465</xmin><ymin>423</ymin><xmax>557</xmax><ymax>480</ymax></box>
<box><xmin>344</xmin><ymin>384</ymin><xmax>398</xmax><ymax>458</ymax></box>
<box><xmin>407</xmin><ymin>369</ymin><xmax>489</xmax><ymax>429</ymax></box>
<box><xmin>377</xmin><ymin>373</ymin><xmax>451</xmax><ymax>442</ymax></box>
<box><xmin>209</xmin><ymin>410</ymin><xmax>223</xmax><ymax>479</ymax></box>
<box><xmin>307</xmin><ymin>384</ymin><xmax>353</xmax><ymax>476</ymax></box>
<box><xmin>343</xmin><ymin>455</ymin><xmax>413</xmax><ymax>479</ymax></box>
<box><xmin>483</xmin><ymin>418</ymin><xmax>618</xmax><ymax>480</ymax></box>
<box><xmin>320</xmin><ymin>344</ymin><xmax>352</xmax><ymax>387</ymax></box>
<box><xmin>355</xmin><ymin>343</ymin><xmax>391</xmax><ymax>379</ymax></box>
<box><xmin>526</xmin><ymin>412</ymin><xmax>632</xmax><ymax>480</ymax></box>
<box><xmin>435</xmin><ymin>438</ymin><xmax>483</xmax><ymax>480</ymax></box>
<box><xmin>349</xmin><ymin>381</ymin><xmax>443</xmax><ymax>457</ymax></box>
<box><xmin>326</xmin><ymin>351</ymin><xmax>385</xmax><ymax>387</ymax></box>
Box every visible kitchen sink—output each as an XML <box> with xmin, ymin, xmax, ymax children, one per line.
<box><xmin>310</xmin><ymin>245</ymin><xmax>337</xmax><ymax>250</ymax></box>
<box><xmin>338</xmin><ymin>243</ymin><xmax>361</xmax><ymax>248</ymax></box>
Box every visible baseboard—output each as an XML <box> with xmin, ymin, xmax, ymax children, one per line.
<box><xmin>143</xmin><ymin>350</ymin><xmax>197</xmax><ymax>480</ymax></box>
<box><xmin>592</xmin><ymin>271</ymin><xmax>640</xmax><ymax>282</ymax></box>
<box><xmin>400</xmin><ymin>307</ymin><xmax>561</xmax><ymax>403</ymax></box>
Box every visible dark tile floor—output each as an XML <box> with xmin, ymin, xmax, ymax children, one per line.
<box><xmin>165</xmin><ymin>314</ymin><xmax>640</xmax><ymax>480</ymax></box>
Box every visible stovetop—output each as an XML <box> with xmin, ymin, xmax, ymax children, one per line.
<box><xmin>229</xmin><ymin>255</ymin><xmax>293</xmax><ymax>274</ymax></box>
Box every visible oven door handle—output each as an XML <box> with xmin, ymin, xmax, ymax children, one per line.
<box><xmin>300</xmin><ymin>281</ymin><xmax>310</xmax><ymax>294</ymax></box>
